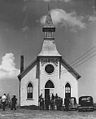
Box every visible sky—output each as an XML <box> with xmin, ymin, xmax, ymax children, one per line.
<box><xmin>0</xmin><ymin>0</ymin><xmax>96</xmax><ymax>102</ymax></box>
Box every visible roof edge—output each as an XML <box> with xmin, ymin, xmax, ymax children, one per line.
<box><xmin>61</xmin><ymin>58</ymin><xmax>81</xmax><ymax>80</ymax></box>
<box><xmin>18</xmin><ymin>58</ymin><xmax>37</xmax><ymax>80</ymax></box>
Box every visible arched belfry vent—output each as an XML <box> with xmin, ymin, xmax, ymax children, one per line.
<box><xmin>45</xmin><ymin>80</ymin><xmax>54</xmax><ymax>88</ymax></box>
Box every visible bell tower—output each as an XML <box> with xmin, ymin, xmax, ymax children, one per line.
<box><xmin>38</xmin><ymin>9</ymin><xmax>62</xmax><ymax>98</ymax></box>
<box><xmin>38</xmin><ymin>9</ymin><xmax>61</xmax><ymax>57</ymax></box>
<box><xmin>42</xmin><ymin>10</ymin><xmax>55</xmax><ymax>39</ymax></box>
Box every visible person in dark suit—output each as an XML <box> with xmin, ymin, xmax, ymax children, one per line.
<box><xmin>64</xmin><ymin>98</ymin><xmax>70</xmax><ymax>111</ymax></box>
<box><xmin>11</xmin><ymin>95</ymin><xmax>17</xmax><ymax>110</ymax></box>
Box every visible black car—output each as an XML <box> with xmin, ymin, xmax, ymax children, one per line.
<box><xmin>78</xmin><ymin>96</ymin><xmax>94</xmax><ymax>111</ymax></box>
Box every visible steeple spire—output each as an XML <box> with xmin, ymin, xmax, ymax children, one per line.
<box><xmin>44</xmin><ymin>3</ymin><xmax>54</xmax><ymax>27</ymax></box>
<box><xmin>38</xmin><ymin>6</ymin><xmax>61</xmax><ymax>57</ymax></box>
<box><xmin>42</xmin><ymin>5</ymin><xmax>55</xmax><ymax>39</ymax></box>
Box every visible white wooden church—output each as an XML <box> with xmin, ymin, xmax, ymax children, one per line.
<box><xmin>18</xmin><ymin>11</ymin><xmax>81</xmax><ymax>106</ymax></box>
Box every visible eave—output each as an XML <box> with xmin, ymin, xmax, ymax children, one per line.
<box><xmin>18</xmin><ymin>58</ymin><xmax>37</xmax><ymax>80</ymax></box>
<box><xmin>61</xmin><ymin>58</ymin><xmax>81</xmax><ymax>80</ymax></box>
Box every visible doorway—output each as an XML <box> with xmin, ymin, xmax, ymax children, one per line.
<box><xmin>45</xmin><ymin>89</ymin><xmax>50</xmax><ymax>101</ymax></box>
<box><xmin>45</xmin><ymin>80</ymin><xmax>54</xmax><ymax>109</ymax></box>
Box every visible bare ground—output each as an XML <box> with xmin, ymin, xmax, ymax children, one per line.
<box><xmin>0</xmin><ymin>108</ymin><xmax>96</xmax><ymax>119</ymax></box>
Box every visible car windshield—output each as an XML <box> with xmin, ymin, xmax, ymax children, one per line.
<box><xmin>79</xmin><ymin>96</ymin><xmax>93</xmax><ymax>106</ymax></box>
<box><xmin>81</xmin><ymin>97</ymin><xmax>91</xmax><ymax>102</ymax></box>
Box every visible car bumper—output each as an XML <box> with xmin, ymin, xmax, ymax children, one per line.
<box><xmin>78</xmin><ymin>106</ymin><xmax>94</xmax><ymax>111</ymax></box>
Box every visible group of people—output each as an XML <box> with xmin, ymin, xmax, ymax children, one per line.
<box><xmin>39</xmin><ymin>93</ymin><xmax>63</xmax><ymax>110</ymax></box>
<box><xmin>1</xmin><ymin>93</ymin><xmax>17</xmax><ymax>111</ymax></box>
<box><xmin>39</xmin><ymin>93</ymin><xmax>77</xmax><ymax>111</ymax></box>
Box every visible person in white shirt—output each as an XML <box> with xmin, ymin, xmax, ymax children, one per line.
<box><xmin>1</xmin><ymin>94</ymin><xmax>7</xmax><ymax>111</ymax></box>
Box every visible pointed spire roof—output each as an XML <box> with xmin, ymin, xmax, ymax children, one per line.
<box><xmin>38</xmin><ymin>8</ymin><xmax>61</xmax><ymax>56</ymax></box>
<box><xmin>44</xmin><ymin>12</ymin><xmax>54</xmax><ymax>27</ymax></box>
<box><xmin>44</xmin><ymin>4</ymin><xmax>54</xmax><ymax>28</ymax></box>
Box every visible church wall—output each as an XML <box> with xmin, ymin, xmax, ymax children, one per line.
<box><xmin>38</xmin><ymin>59</ymin><xmax>78</xmax><ymax>104</ymax></box>
<box><xmin>39</xmin><ymin>59</ymin><xmax>60</xmax><ymax>98</ymax></box>
<box><xmin>61</xmin><ymin>65</ymin><xmax>78</xmax><ymax>103</ymax></box>
<box><xmin>21</xmin><ymin>65</ymin><xmax>38</xmax><ymax>106</ymax></box>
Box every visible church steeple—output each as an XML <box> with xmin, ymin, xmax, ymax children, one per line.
<box><xmin>38</xmin><ymin>8</ymin><xmax>61</xmax><ymax>57</ymax></box>
<box><xmin>42</xmin><ymin>9</ymin><xmax>55</xmax><ymax>39</ymax></box>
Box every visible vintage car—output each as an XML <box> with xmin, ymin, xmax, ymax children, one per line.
<box><xmin>78</xmin><ymin>96</ymin><xmax>94</xmax><ymax>111</ymax></box>
<box><xmin>69</xmin><ymin>97</ymin><xmax>78</xmax><ymax>111</ymax></box>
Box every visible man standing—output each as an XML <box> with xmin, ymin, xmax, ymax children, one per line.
<box><xmin>64</xmin><ymin>98</ymin><xmax>70</xmax><ymax>111</ymax></box>
<box><xmin>11</xmin><ymin>95</ymin><xmax>17</xmax><ymax>110</ymax></box>
<box><xmin>1</xmin><ymin>94</ymin><xmax>7</xmax><ymax>111</ymax></box>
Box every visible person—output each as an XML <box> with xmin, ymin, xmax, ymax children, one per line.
<box><xmin>50</xmin><ymin>94</ymin><xmax>55</xmax><ymax>110</ymax></box>
<box><xmin>39</xmin><ymin>94</ymin><xmax>44</xmax><ymax>110</ymax></box>
<box><xmin>55</xmin><ymin>93</ymin><xmax>58</xmax><ymax>99</ymax></box>
<box><xmin>64</xmin><ymin>98</ymin><xmax>70</xmax><ymax>111</ymax></box>
<box><xmin>45</xmin><ymin>95</ymin><xmax>50</xmax><ymax>110</ymax></box>
<box><xmin>1</xmin><ymin>94</ymin><xmax>7</xmax><ymax>111</ymax></box>
<box><xmin>54</xmin><ymin>93</ymin><xmax>58</xmax><ymax>110</ymax></box>
<box><xmin>11</xmin><ymin>95</ymin><xmax>17</xmax><ymax>110</ymax></box>
<box><xmin>6</xmin><ymin>93</ymin><xmax>11</xmax><ymax>108</ymax></box>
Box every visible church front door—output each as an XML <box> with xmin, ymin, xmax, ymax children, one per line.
<box><xmin>45</xmin><ymin>89</ymin><xmax>50</xmax><ymax>101</ymax></box>
<box><xmin>45</xmin><ymin>80</ymin><xmax>54</xmax><ymax>109</ymax></box>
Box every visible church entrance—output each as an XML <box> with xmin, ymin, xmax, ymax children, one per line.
<box><xmin>45</xmin><ymin>80</ymin><xmax>54</xmax><ymax>109</ymax></box>
<box><xmin>45</xmin><ymin>89</ymin><xmax>50</xmax><ymax>101</ymax></box>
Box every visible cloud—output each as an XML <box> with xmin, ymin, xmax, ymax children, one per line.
<box><xmin>40</xmin><ymin>9</ymin><xmax>86</xmax><ymax>31</ymax></box>
<box><xmin>64</xmin><ymin>0</ymin><xmax>71</xmax><ymax>2</ymax></box>
<box><xmin>43</xmin><ymin>0</ymin><xmax>71</xmax><ymax>2</ymax></box>
<box><xmin>0</xmin><ymin>53</ymin><xmax>20</xmax><ymax>78</ymax></box>
<box><xmin>21</xmin><ymin>26</ymin><xmax>29</xmax><ymax>32</ymax></box>
<box><xmin>88</xmin><ymin>15</ymin><xmax>96</xmax><ymax>22</ymax></box>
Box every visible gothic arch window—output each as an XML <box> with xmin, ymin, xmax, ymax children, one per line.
<box><xmin>27</xmin><ymin>82</ymin><xmax>33</xmax><ymax>99</ymax></box>
<box><xmin>45</xmin><ymin>80</ymin><xmax>54</xmax><ymax>88</ymax></box>
<box><xmin>65</xmin><ymin>83</ymin><xmax>71</xmax><ymax>98</ymax></box>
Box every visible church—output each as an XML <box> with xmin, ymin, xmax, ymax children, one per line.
<box><xmin>18</xmin><ymin>11</ymin><xmax>81</xmax><ymax>107</ymax></box>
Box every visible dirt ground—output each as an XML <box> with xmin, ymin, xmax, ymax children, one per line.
<box><xmin>0</xmin><ymin>108</ymin><xmax>96</xmax><ymax>119</ymax></box>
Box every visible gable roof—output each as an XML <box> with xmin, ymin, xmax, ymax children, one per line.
<box><xmin>61</xmin><ymin>58</ymin><xmax>81</xmax><ymax>79</ymax></box>
<box><xmin>18</xmin><ymin>58</ymin><xmax>37</xmax><ymax>80</ymax></box>
<box><xmin>18</xmin><ymin>57</ymin><xmax>81</xmax><ymax>80</ymax></box>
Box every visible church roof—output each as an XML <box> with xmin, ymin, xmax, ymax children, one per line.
<box><xmin>18</xmin><ymin>10</ymin><xmax>81</xmax><ymax>80</ymax></box>
<box><xmin>44</xmin><ymin>9</ymin><xmax>54</xmax><ymax>27</ymax></box>
<box><xmin>61</xmin><ymin>59</ymin><xmax>81</xmax><ymax>79</ymax></box>
<box><xmin>18</xmin><ymin>57</ymin><xmax>81</xmax><ymax>80</ymax></box>
<box><xmin>38</xmin><ymin>39</ymin><xmax>61</xmax><ymax>56</ymax></box>
<box><xmin>38</xmin><ymin>11</ymin><xmax>61</xmax><ymax>57</ymax></box>
<box><xmin>18</xmin><ymin>58</ymin><xmax>37</xmax><ymax>80</ymax></box>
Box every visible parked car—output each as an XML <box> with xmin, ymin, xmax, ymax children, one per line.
<box><xmin>78</xmin><ymin>96</ymin><xmax>94</xmax><ymax>111</ymax></box>
<box><xmin>69</xmin><ymin>97</ymin><xmax>77</xmax><ymax>111</ymax></box>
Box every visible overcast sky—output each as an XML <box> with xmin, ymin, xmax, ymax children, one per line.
<box><xmin>0</xmin><ymin>0</ymin><xmax>96</xmax><ymax>101</ymax></box>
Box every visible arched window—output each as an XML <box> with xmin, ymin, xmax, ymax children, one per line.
<box><xmin>65</xmin><ymin>83</ymin><xmax>71</xmax><ymax>98</ymax></box>
<box><xmin>45</xmin><ymin>80</ymin><xmax>54</xmax><ymax>88</ymax></box>
<box><xmin>27</xmin><ymin>82</ymin><xmax>33</xmax><ymax>99</ymax></box>
<box><xmin>65</xmin><ymin>83</ymin><xmax>71</xmax><ymax>93</ymax></box>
